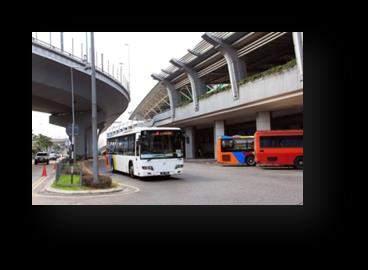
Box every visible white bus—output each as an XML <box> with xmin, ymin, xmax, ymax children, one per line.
<box><xmin>106</xmin><ymin>127</ymin><xmax>185</xmax><ymax>178</ymax></box>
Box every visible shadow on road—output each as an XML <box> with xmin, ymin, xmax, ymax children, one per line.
<box><xmin>138</xmin><ymin>176</ymin><xmax>182</xmax><ymax>182</ymax></box>
<box><xmin>260</xmin><ymin>166</ymin><xmax>302</xmax><ymax>171</ymax></box>
<box><xmin>111</xmin><ymin>170</ymin><xmax>182</xmax><ymax>182</ymax></box>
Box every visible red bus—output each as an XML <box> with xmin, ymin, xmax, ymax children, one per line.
<box><xmin>216</xmin><ymin>135</ymin><xmax>256</xmax><ymax>166</ymax></box>
<box><xmin>254</xmin><ymin>130</ymin><xmax>303</xmax><ymax>169</ymax></box>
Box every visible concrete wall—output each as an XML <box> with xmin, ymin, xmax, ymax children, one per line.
<box><xmin>184</xmin><ymin>127</ymin><xmax>195</xmax><ymax>159</ymax></box>
<box><xmin>153</xmin><ymin>66</ymin><xmax>302</xmax><ymax>127</ymax></box>
<box><xmin>213</xmin><ymin>120</ymin><xmax>224</xmax><ymax>159</ymax></box>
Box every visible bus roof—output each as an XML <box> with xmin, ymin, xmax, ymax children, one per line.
<box><xmin>255</xmin><ymin>130</ymin><xmax>303</xmax><ymax>136</ymax></box>
<box><xmin>220</xmin><ymin>135</ymin><xmax>254</xmax><ymax>140</ymax></box>
<box><xmin>108</xmin><ymin>126</ymin><xmax>181</xmax><ymax>139</ymax></box>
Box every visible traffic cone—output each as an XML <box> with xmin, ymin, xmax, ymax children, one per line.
<box><xmin>42</xmin><ymin>165</ymin><xmax>47</xmax><ymax>177</ymax></box>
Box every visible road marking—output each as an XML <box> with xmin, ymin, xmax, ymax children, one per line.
<box><xmin>32</xmin><ymin>176</ymin><xmax>47</xmax><ymax>192</ymax></box>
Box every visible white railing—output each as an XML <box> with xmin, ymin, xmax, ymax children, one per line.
<box><xmin>32</xmin><ymin>34</ymin><xmax>130</xmax><ymax>92</ymax></box>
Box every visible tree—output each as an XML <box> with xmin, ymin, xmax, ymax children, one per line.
<box><xmin>32</xmin><ymin>131</ymin><xmax>38</xmax><ymax>156</ymax></box>
<box><xmin>33</xmin><ymin>134</ymin><xmax>53</xmax><ymax>152</ymax></box>
<box><xmin>53</xmin><ymin>144</ymin><xmax>61</xmax><ymax>152</ymax></box>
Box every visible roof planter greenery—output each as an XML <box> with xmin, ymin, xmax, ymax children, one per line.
<box><xmin>175</xmin><ymin>59</ymin><xmax>297</xmax><ymax>107</ymax></box>
<box><xmin>238</xmin><ymin>58</ymin><xmax>297</xmax><ymax>86</ymax></box>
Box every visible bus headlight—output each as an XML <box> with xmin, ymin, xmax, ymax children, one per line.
<box><xmin>142</xmin><ymin>166</ymin><xmax>154</xmax><ymax>170</ymax></box>
<box><xmin>175</xmin><ymin>164</ymin><xmax>184</xmax><ymax>169</ymax></box>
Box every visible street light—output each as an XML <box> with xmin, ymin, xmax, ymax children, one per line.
<box><xmin>125</xmin><ymin>43</ymin><xmax>130</xmax><ymax>90</ymax></box>
<box><xmin>70</xmin><ymin>67</ymin><xmax>76</xmax><ymax>165</ymax></box>
<box><xmin>90</xmin><ymin>32</ymin><xmax>99</xmax><ymax>184</ymax></box>
<box><xmin>119</xmin><ymin>62</ymin><xmax>124</xmax><ymax>84</ymax></box>
<box><xmin>60</xmin><ymin>32</ymin><xmax>64</xmax><ymax>51</ymax></box>
<box><xmin>85</xmin><ymin>32</ymin><xmax>89</xmax><ymax>63</ymax></box>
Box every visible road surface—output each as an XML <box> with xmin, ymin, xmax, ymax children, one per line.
<box><xmin>32</xmin><ymin>160</ymin><xmax>54</xmax><ymax>182</ymax></box>
<box><xmin>32</xmin><ymin>160</ymin><xmax>303</xmax><ymax>205</ymax></box>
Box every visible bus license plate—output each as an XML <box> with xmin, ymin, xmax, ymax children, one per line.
<box><xmin>160</xmin><ymin>172</ymin><xmax>170</xmax><ymax>175</ymax></box>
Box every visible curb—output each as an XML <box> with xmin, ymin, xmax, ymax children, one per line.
<box><xmin>45</xmin><ymin>182</ymin><xmax>125</xmax><ymax>195</ymax></box>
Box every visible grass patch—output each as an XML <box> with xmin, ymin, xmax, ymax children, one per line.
<box><xmin>56</xmin><ymin>174</ymin><xmax>81</xmax><ymax>185</ymax></box>
<box><xmin>52</xmin><ymin>174</ymin><xmax>89</xmax><ymax>191</ymax></box>
<box><xmin>51</xmin><ymin>176</ymin><xmax>120</xmax><ymax>191</ymax></box>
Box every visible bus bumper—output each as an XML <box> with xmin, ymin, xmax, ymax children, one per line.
<box><xmin>138</xmin><ymin>170</ymin><xmax>183</xmax><ymax>177</ymax></box>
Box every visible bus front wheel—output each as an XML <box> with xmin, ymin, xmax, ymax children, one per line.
<box><xmin>129</xmin><ymin>163</ymin><xmax>135</xmax><ymax>178</ymax></box>
<box><xmin>246</xmin><ymin>155</ymin><xmax>256</xmax><ymax>166</ymax></box>
<box><xmin>294</xmin><ymin>156</ymin><xmax>303</xmax><ymax>169</ymax></box>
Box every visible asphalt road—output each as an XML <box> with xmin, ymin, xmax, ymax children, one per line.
<box><xmin>32</xmin><ymin>160</ymin><xmax>303</xmax><ymax>205</ymax></box>
<box><xmin>32</xmin><ymin>160</ymin><xmax>54</xmax><ymax>182</ymax></box>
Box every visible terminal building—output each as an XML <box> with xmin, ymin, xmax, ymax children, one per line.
<box><xmin>129</xmin><ymin>32</ymin><xmax>303</xmax><ymax>159</ymax></box>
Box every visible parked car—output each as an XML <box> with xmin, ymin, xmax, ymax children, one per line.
<box><xmin>34</xmin><ymin>152</ymin><xmax>49</xmax><ymax>165</ymax></box>
<box><xmin>49</xmin><ymin>152</ymin><xmax>58</xmax><ymax>160</ymax></box>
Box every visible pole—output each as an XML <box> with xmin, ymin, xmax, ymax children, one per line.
<box><xmin>90</xmin><ymin>32</ymin><xmax>99</xmax><ymax>184</ymax></box>
<box><xmin>49</xmin><ymin>32</ymin><xmax>52</xmax><ymax>45</ymax></box>
<box><xmin>72</xmin><ymin>38</ymin><xmax>74</xmax><ymax>55</ymax></box>
<box><xmin>85</xmin><ymin>32</ymin><xmax>89</xmax><ymax>63</ymax></box>
<box><xmin>120</xmin><ymin>63</ymin><xmax>123</xmax><ymax>83</ymax></box>
<box><xmin>101</xmin><ymin>53</ymin><xmax>104</xmax><ymax>72</ymax></box>
<box><xmin>60</xmin><ymin>32</ymin><xmax>64</xmax><ymax>51</ymax></box>
<box><xmin>125</xmin><ymin>43</ymin><xmax>131</xmax><ymax>90</ymax></box>
<box><xmin>70</xmin><ymin>67</ymin><xmax>76</xmax><ymax>165</ymax></box>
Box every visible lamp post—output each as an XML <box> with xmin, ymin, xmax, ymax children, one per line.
<box><xmin>125</xmin><ymin>43</ymin><xmax>130</xmax><ymax>90</ymax></box>
<box><xmin>90</xmin><ymin>32</ymin><xmax>99</xmax><ymax>184</ymax></box>
<box><xmin>70</xmin><ymin>67</ymin><xmax>76</xmax><ymax>165</ymax></box>
<box><xmin>60</xmin><ymin>32</ymin><xmax>64</xmax><ymax>52</ymax></box>
<box><xmin>119</xmin><ymin>62</ymin><xmax>124</xmax><ymax>84</ymax></box>
<box><xmin>85</xmin><ymin>32</ymin><xmax>89</xmax><ymax>63</ymax></box>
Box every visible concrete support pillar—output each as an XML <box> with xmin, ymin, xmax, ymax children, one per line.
<box><xmin>184</xmin><ymin>127</ymin><xmax>195</xmax><ymax>159</ymax></box>
<box><xmin>86</xmin><ymin>128</ymin><xmax>93</xmax><ymax>159</ymax></box>
<box><xmin>214</xmin><ymin>120</ymin><xmax>225</xmax><ymax>159</ymax></box>
<box><xmin>292</xmin><ymin>32</ymin><xmax>303</xmax><ymax>81</ymax></box>
<box><xmin>73</xmin><ymin>126</ymin><xmax>86</xmax><ymax>159</ymax></box>
<box><xmin>256</xmin><ymin>111</ymin><xmax>271</xmax><ymax>131</ymax></box>
<box><xmin>151</xmin><ymin>74</ymin><xmax>179</xmax><ymax>119</ymax></box>
<box><xmin>170</xmin><ymin>59</ymin><xmax>206</xmax><ymax>111</ymax></box>
<box><xmin>202</xmin><ymin>33</ymin><xmax>247</xmax><ymax>100</ymax></box>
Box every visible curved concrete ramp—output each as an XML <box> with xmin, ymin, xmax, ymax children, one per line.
<box><xmin>32</xmin><ymin>39</ymin><xmax>130</xmax><ymax>158</ymax></box>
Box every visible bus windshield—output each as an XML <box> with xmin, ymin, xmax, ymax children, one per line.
<box><xmin>221</xmin><ymin>138</ymin><xmax>254</xmax><ymax>152</ymax></box>
<box><xmin>140</xmin><ymin>130</ymin><xmax>184</xmax><ymax>159</ymax></box>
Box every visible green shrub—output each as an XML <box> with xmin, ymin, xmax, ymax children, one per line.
<box><xmin>82</xmin><ymin>174</ymin><xmax>112</xmax><ymax>189</ymax></box>
<box><xmin>177</xmin><ymin>99</ymin><xmax>193</xmax><ymax>108</ymax></box>
<box><xmin>239</xmin><ymin>59</ymin><xmax>297</xmax><ymax>86</ymax></box>
<box><xmin>176</xmin><ymin>59</ymin><xmax>297</xmax><ymax>104</ymax></box>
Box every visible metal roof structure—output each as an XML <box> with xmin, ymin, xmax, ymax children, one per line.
<box><xmin>130</xmin><ymin>32</ymin><xmax>289</xmax><ymax>121</ymax></box>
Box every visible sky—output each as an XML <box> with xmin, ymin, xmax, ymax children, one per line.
<box><xmin>32</xmin><ymin>32</ymin><xmax>204</xmax><ymax>146</ymax></box>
